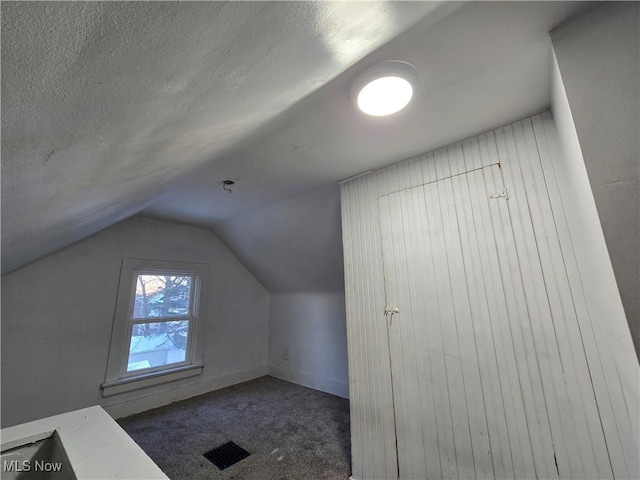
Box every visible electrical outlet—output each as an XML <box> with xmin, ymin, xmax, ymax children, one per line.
<box><xmin>283</xmin><ymin>348</ymin><xmax>289</xmax><ymax>360</ymax></box>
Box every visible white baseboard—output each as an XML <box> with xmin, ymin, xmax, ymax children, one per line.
<box><xmin>268</xmin><ymin>366</ymin><xmax>349</xmax><ymax>399</ymax></box>
<box><xmin>102</xmin><ymin>366</ymin><xmax>268</xmax><ymax>419</ymax></box>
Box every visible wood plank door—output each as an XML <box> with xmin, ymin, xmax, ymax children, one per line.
<box><xmin>378</xmin><ymin>164</ymin><xmax>557</xmax><ymax>480</ymax></box>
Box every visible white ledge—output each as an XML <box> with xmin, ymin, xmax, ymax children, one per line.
<box><xmin>101</xmin><ymin>364</ymin><xmax>204</xmax><ymax>397</ymax></box>
<box><xmin>1</xmin><ymin>406</ymin><xmax>168</xmax><ymax>479</ymax></box>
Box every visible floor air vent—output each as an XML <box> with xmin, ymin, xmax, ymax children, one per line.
<box><xmin>203</xmin><ymin>441</ymin><xmax>251</xmax><ymax>470</ymax></box>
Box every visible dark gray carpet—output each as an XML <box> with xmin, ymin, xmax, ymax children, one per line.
<box><xmin>117</xmin><ymin>376</ymin><xmax>351</xmax><ymax>480</ymax></box>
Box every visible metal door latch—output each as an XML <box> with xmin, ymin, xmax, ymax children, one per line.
<box><xmin>490</xmin><ymin>188</ymin><xmax>509</xmax><ymax>200</ymax></box>
<box><xmin>384</xmin><ymin>305</ymin><xmax>399</xmax><ymax>315</ymax></box>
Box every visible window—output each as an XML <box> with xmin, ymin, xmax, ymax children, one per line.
<box><xmin>127</xmin><ymin>273</ymin><xmax>194</xmax><ymax>373</ymax></box>
<box><xmin>102</xmin><ymin>259</ymin><xmax>208</xmax><ymax>397</ymax></box>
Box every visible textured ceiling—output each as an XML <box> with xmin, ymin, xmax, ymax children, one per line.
<box><xmin>1</xmin><ymin>0</ymin><xmax>443</xmax><ymax>274</ymax></box>
<box><xmin>2</xmin><ymin>1</ymin><xmax>593</xmax><ymax>292</ymax></box>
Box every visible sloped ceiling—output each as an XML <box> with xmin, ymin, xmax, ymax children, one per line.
<box><xmin>2</xmin><ymin>1</ymin><xmax>593</xmax><ymax>292</ymax></box>
<box><xmin>1</xmin><ymin>0</ymin><xmax>446</xmax><ymax>274</ymax></box>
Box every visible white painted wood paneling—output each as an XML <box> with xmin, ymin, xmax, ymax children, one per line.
<box><xmin>342</xmin><ymin>174</ymin><xmax>398</xmax><ymax>480</ymax></box>
<box><xmin>534</xmin><ymin>114</ymin><xmax>640</xmax><ymax>479</ymax></box>
<box><xmin>340</xmin><ymin>112</ymin><xmax>639</xmax><ymax>479</ymax></box>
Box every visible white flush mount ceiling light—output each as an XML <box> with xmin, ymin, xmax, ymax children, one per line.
<box><xmin>353</xmin><ymin>61</ymin><xmax>421</xmax><ymax>117</ymax></box>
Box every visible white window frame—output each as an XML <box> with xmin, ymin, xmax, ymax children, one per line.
<box><xmin>102</xmin><ymin>259</ymin><xmax>208</xmax><ymax>397</ymax></box>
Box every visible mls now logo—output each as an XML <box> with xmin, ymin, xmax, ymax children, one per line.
<box><xmin>3</xmin><ymin>460</ymin><xmax>63</xmax><ymax>472</ymax></box>
<box><xmin>3</xmin><ymin>460</ymin><xmax>30</xmax><ymax>472</ymax></box>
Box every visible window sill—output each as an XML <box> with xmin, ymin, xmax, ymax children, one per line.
<box><xmin>101</xmin><ymin>364</ymin><xmax>204</xmax><ymax>397</ymax></box>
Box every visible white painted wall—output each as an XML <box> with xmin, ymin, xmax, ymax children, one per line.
<box><xmin>551</xmin><ymin>2</ymin><xmax>640</xmax><ymax>357</ymax></box>
<box><xmin>268</xmin><ymin>293</ymin><xmax>348</xmax><ymax>399</ymax></box>
<box><xmin>1</xmin><ymin>216</ymin><xmax>269</xmax><ymax>427</ymax></box>
<box><xmin>549</xmin><ymin>52</ymin><xmax>640</xmax><ymax>480</ymax></box>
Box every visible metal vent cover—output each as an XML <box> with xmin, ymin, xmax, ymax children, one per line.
<box><xmin>203</xmin><ymin>441</ymin><xmax>251</xmax><ymax>470</ymax></box>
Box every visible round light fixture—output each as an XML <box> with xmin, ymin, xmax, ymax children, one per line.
<box><xmin>352</xmin><ymin>61</ymin><xmax>421</xmax><ymax>117</ymax></box>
